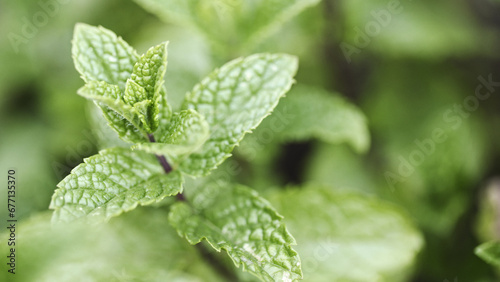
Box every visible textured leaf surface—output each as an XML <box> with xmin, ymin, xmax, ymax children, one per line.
<box><xmin>133</xmin><ymin>0</ymin><xmax>320</xmax><ymax>51</ymax></box>
<box><xmin>129</xmin><ymin>42</ymin><xmax>168</xmax><ymax>101</ymax></box>
<box><xmin>86</xmin><ymin>103</ymin><xmax>130</xmax><ymax>149</ymax></box>
<box><xmin>169</xmin><ymin>183</ymin><xmax>302</xmax><ymax>282</ymax></box>
<box><xmin>99</xmin><ymin>105</ymin><xmax>149</xmax><ymax>143</ymax></box>
<box><xmin>72</xmin><ymin>23</ymin><xmax>149</xmax><ymax>143</ymax></box>
<box><xmin>125</xmin><ymin>42</ymin><xmax>169</xmax><ymax>132</ymax></box>
<box><xmin>72</xmin><ymin>24</ymin><xmax>172</xmax><ymax>142</ymax></box>
<box><xmin>0</xmin><ymin>210</ymin><xmax>223</xmax><ymax>282</ymax></box>
<box><xmin>155</xmin><ymin>88</ymin><xmax>174</xmax><ymax>137</ymax></box>
<box><xmin>179</xmin><ymin>53</ymin><xmax>298</xmax><ymax>176</ymax></box>
<box><xmin>268</xmin><ymin>186</ymin><xmax>423</xmax><ymax>281</ymax></box>
<box><xmin>78</xmin><ymin>81</ymin><xmax>149</xmax><ymax>140</ymax></box>
<box><xmin>72</xmin><ymin>23</ymin><xmax>138</xmax><ymax>90</ymax></box>
<box><xmin>475</xmin><ymin>241</ymin><xmax>500</xmax><ymax>266</ymax></box>
<box><xmin>133</xmin><ymin>109</ymin><xmax>209</xmax><ymax>161</ymax></box>
<box><xmin>50</xmin><ymin>148</ymin><xmax>183</xmax><ymax>223</ymax></box>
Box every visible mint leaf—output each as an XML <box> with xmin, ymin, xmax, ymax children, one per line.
<box><xmin>78</xmin><ymin>81</ymin><xmax>149</xmax><ymax>142</ymax></box>
<box><xmin>72</xmin><ymin>23</ymin><xmax>147</xmax><ymax>143</ymax></box>
<box><xmin>155</xmin><ymin>88</ymin><xmax>174</xmax><ymax>136</ymax></box>
<box><xmin>124</xmin><ymin>79</ymin><xmax>148</xmax><ymax>106</ymax></box>
<box><xmin>100</xmin><ymin>106</ymin><xmax>149</xmax><ymax>143</ymax></box>
<box><xmin>87</xmin><ymin>104</ymin><xmax>130</xmax><ymax>149</ymax></box>
<box><xmin>125</xmin><ymin>42</ymin><xmax>169</xmax><ymax>132</ymax></box>
<box><xmin>129</xmin><ymin>42</ymin><xmax>168</xmax><ymax>102</ymax></box>
<box><xmin>49</xmin><ymin>148</ymin><xmax>184</xmax><ymax>223</ymax></box>
<box><xmin>72</xmin><ymin>24</ymin><xmax>172</xmax><ymax>142</ymax></box>
<box><xmin>179</xmin><ymin>53</ymin><xmax>298</xmax><ymax>176</ymax></box>
<box><xmin>249</xmin><ymin>85</ymin><xmax>370</xmax><ymax>153</ymax></box>
<box><xmin>133</xmin><ymin>109</ymin><xmax>209</xmax><ymax>161</ymax></box>
<box><xmin>268</xmin><ymin>186</ymin><xmax>423</xmax><ymax>281</ymax></box>
<box><xmin>72</xmin><ymin>23</ymin><xmax>138</xmax><ymax>90</ymax></box>
<box><xmin>475</xmin><ymin>241</ymin><xmax>500</xmax><ymax>266</ymax></box>
<box><xmin>124</xmin><ymin>79</ymin><xmax>154</xmax><ymax>132</ymax></box>
<box><xmin>169</xmin><ymin>183</ymin><xmax>302</xmax><ymax>282</ymax></box>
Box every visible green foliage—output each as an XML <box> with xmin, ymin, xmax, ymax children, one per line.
<box><xmin>72</xmin><ymin>25</ymin><xmax>171</xmax><ymax>142</ymax></box>
<box><xmin>48</xmin><ymin>23</ymin><xmax>301</xmax><ymax>281</ymax></box>
<box><xmin>126</xmin><ymin>42</ymin><xmax>169</xmax><ymax>132</ymax></box>
<box><xmin>50</xmin><ymin>148</ymin><xmax>184</xmax><ymax>223</ymax></box>
<box><xmin>179</xmin><ymin>53</ymin><xmax>298</xmax><ymax>176</ymax></box>
<box><xmin>238</xmin><ymin>85</ymin><xmax>370</xmax><ymax>160</ymax></box>
<box><xmin>3</xmin><ymin>0</ymin><xmax>495</xmax><ymax>280</ymax></box>
<box><xmin>72</xmin><ymin>23</ymin><xmax>139</xmax><ymax>90</ymax></box>
<box><xmin>72</xmin><ymin>23</ymin><xmax>298</xmax><ymax>176</ymax></box>
<box><xmin>72</xmin><ymin>23</ymin><xmax>148</xmax><ymax>143</ymax></box>
<box><xmin>268</xmin><ymin>186</ymin><xmax>423</xmax><ymax>281</ymax></box>
<box><xmin>78</xmin><ymin>81</ymin><xmax>150</xmax><ymax>141</ymax></box>
<box><xmin>133</xmin><ymin>109</ymin><xmax>210</xmax><ymax>161</ymax></box>
<box><xmin>170</xmin><ymin>183</ymin><xmax>302</xmax><ymax>281</ymax></box>
<box><xmin>269</xmin><ymin>85</ymin><xmax>369</xmax><ymax>153</ymax></box>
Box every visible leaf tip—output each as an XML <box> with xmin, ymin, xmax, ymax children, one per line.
<box><xmin>74</xmin><ymin>22</ymin><xmax>92</xmax><ymax>34</ymax></box>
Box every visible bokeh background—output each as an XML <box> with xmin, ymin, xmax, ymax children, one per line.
<box><xmin>1</xmin><ymin>0</ymin><xmax>500</xmax><ymax>281</ymax></box>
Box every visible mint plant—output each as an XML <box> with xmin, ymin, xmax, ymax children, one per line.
<box><xmin>49</xmin><ymin>23</ymin><xmax>301</xmax><ymax>281</ymax></box>
<box><xmin>4</xmin><ymin>0</ymin><xmax>497</xmax><ymax>280</ymax></box>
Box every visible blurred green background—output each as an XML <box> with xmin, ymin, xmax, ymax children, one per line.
<box><xmin>1</xmin><ymin>0</ymin><xmax>500</xmax><ymax>281</ymax></box>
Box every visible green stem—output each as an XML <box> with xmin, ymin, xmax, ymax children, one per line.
<box><xmin>147</xmin><ymin>134</ymin><xmax>238</xmax><ymax>281</ymax></box>
<box><xmin>147</xmin><ymin>134</ymin><xmax>183</xmax><ymax>201</ymax></box>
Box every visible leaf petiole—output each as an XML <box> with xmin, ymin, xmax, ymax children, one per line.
<box><xmin>147</xmin><ymin>133</ymin><xmax>185</xmax><ymax>201</ymax></box>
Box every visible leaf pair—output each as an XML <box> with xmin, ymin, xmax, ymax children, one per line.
<box><xmin>135</xmin><ymin>49</ymin><xmax>299</xmax><ymax>176</ymax></box>
<box><xmin>49</xmin><ymin>147</ymin><xmax>302</xmax><ymax>281</ymax></box>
